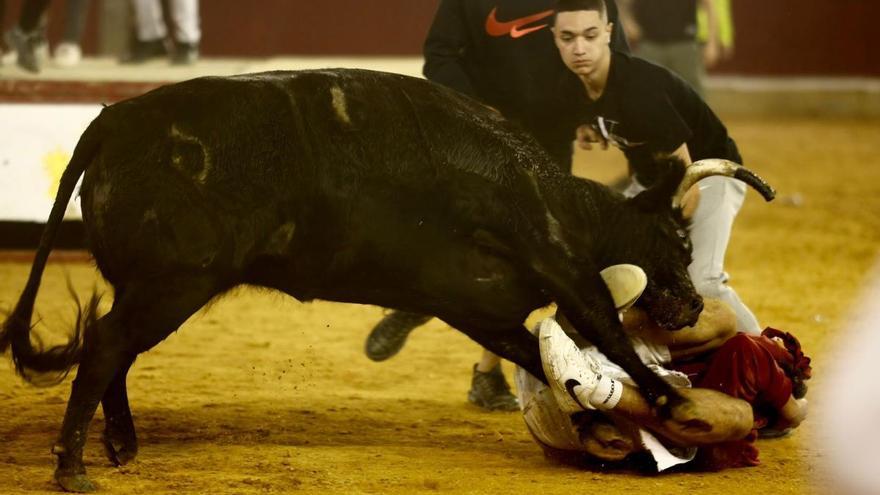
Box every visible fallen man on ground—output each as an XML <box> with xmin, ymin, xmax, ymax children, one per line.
<box><xmin>515</xmin><ymin>265</ymin><xmax>812</xmax><ymax>472</ymax></box>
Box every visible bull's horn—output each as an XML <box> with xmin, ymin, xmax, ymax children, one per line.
<box><xmin>672</xmin><ymin>159</ymin><xmax>776</xmax><ymax>208</ymax></box>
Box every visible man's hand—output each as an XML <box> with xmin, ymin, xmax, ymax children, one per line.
<box><xmin>576</xmin><ymin>124</ymin><xmax>609</xmax><ymax>150</ymax></box>
<box><xmin>777</xmin><ymin>396</ymin><xmax>808</xmax><ymax>429</ymax></box>
<box><xmin>703</xmin><ymin>38</ymin><xmax>721</xmax><ymax>68</ymax></box>
<box><xmin>618</xmin><ymin>0</ymin><xmax>642</xmax><ymax>46</ymax></box>
<box><xmin>699</xmin><ymin>0</ymin><xmax>722</xmax><ymax>68</ymax></box>
<box><xmin>721</xmin><ymin>44</ymin><xmax>735</xmax><ymax>60</ymax></box>
<box><xmin>625</xmin><ymin>21</ymin><xmax>642</xmax><ymax>46</ymax></box>
<box><xmin>680</xmin><ymin>183</ymin><xmax>701</xmax><ymax>220</ymax></box>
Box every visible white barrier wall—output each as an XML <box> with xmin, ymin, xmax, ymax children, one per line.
<box><xmin>0</xmin><ymin>103</ymin><xmax>102</xmax><ymax>222</ymax></box>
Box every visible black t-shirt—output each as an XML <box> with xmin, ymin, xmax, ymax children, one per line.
<box><xmin>562</xmin><ymin>50</ymin><xmax>741</xmax><ymax>186</ymax></box>
<box><xmin>632</xmin><ymin>0</ymin><xmax>698</xmax><ymax>43</ymax></box>
<box><xmin>423</xmin><ymin>0</ymin><xmax>629</xmax><ymax>170</ymax></box>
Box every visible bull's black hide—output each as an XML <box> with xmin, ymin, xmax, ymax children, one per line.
<box><xmin>2</xmin><ymin>69</ymin><xmax>705</xmax><ymax>491</ymax></box>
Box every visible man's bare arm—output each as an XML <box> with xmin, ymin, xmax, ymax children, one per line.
<box><xmin>623</xmin><ymin>298</ymin><xmax>738</xmax><ymax>359</ymax></box>
<box><xmin>617</xmin><ymin>0</ymin><xmax>641</xmax><ymax>44</ymax></box>
<box><xmin>699</xmin><ymin>0</ymin><xmax>721</xmax><ymax>67</ymax></box>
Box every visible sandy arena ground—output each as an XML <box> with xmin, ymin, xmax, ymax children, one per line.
<box><xmin>1</xmin><ymin>117</ymin><xmax>878</xmax><ymax>494</ymax></box>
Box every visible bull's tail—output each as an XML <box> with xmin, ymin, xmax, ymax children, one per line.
<box><xmin>0</xmin><ymin>115</ymin><xmax>104</xmax><ymax>385</ymax></box>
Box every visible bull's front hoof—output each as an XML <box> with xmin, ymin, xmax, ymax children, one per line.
<box><xmin>55</xmin><ymin>470</ymin><xmax>97</xmax><ymax>493</ymax></box>
<box><xmin>101</xmin><ymin>432</ymin><xmax>138</xmax><ymax>467</ymax></box>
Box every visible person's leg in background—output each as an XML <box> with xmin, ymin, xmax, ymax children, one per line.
<box><xmin>365</xmin><ymin>310</ymin><xmax>432</xmax><ymax>362</ymax></box>
<box><xmin>125</xmin><ymin>0</ymin><xmax>167</xmax><ymax>63</ymax></box>
<box><xmin>5</xmin><ymin>0</ymin><xmax>51</xmax><ymax>72</ymax></box>
<box><xmin>54</xmin><ymin>0</ymin><xmax>91</xmax><ymax>67</ymax></box>
<box><xmin>365</xmin><ymin>310</ymin><xmax>519</xmax><ymax>412</ymax></box>
<box><xmin>663</xmin><ymin>40</ymin><xmax>704</xmax><ymax>96</ymax></box>
<box><xmin>0</xmin><ymin>0</ymin><xmax>7</xmax><ymax>55</ymax></box>
<box><xmin>637</xmin><ymin>39</ymin><xmax>704</xmax><ymax>96</ymax></box>
<box><xmin>687</xmin><ymin>176</ymin><xmax>761</xmax><ymax>334</ymax></box>
<box><xmin>469</xmin><ymin>349</ymin><xmax>519</xmax><ymax>411</ymax></box>
<box><xmin>632</xmin><ymin>39</ymin><xmax>669</xmax><ymax>71</ymax></box>
<box><xmin>168</xmin><ymin>0</ymin><xmax>199</xmax><ymax>64</ymax></box>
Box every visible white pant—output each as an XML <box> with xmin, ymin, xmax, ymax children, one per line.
<box><xmin>132</xmin><ymin>0</ymin><xmax>201</xmax><ymax>44</ymax></box>
<box><xmin>624</xmin><ymin>176</ymin><xmax>761</xmax><ymax>334</ymax></box>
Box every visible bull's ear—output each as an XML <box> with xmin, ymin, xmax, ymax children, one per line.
<box><xmin>628</xmin><ymin>157</ymin><xmax>687</xmax><ymax>212</ymax></box>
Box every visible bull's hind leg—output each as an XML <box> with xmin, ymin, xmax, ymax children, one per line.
<box><xmin>53</xmin><ymin>276</ymin><xmax>224</xmax><ymax>492</ymax></box>
<box><xmin>100</xmin><ymin>358</ymin><xmax>137</xmax><ymax>467</ymax></box>
<box><xmin>53</xmin><ymin>309</ymin><xmax>129</xmax><ymax>492</ymax></box>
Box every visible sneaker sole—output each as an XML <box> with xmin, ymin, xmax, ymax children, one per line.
<box><xmin>467</xmin><ymin>390</ymin><xmax>519</xmax><ymax>411</ymax></box>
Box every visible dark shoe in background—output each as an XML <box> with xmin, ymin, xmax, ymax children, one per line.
<box><xmin>468</xmin><ymin>363</ymin><xmax>520</xmax><ymax>412</ymax></box>
<box><xmin>172</xmin><ymin>42</ymin><xmax>199</xmax><ymax>65</ymax></box>
<box><xmin>0</xmin><ymin>35</ymin><xmax>9</xmax><ymax>64</ymax></box>
<box><xmin>121</xmin><ymin>39</ymin><xmax>167</xmax><ymax>64</ymax></box>
<box><xmin>5</xmin><ymin>27</ymin><xmax>43</xmax><ymax>73</ymax></box>
<box><xmin>365</xmin><ymin>310</ymin><xmax>432</xmax><ymax>362</ymax></box>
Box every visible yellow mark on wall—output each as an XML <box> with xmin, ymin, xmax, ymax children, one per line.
<box><xmin>42</xmin><ymin>147</ymin><xmax>71</xmax><ymax>198</ymax></box>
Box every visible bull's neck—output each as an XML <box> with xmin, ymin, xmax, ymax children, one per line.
<box><xmin>541</xmin><ymin>176</ymin><xmax>626</xmax><ymax>266</ymax></box>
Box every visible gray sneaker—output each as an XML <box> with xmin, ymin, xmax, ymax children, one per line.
<box><xmin>364</xmin><ymin>310</ymin><xmax>432</xmax><ymax>361</ymax></box>
<box><xmin>172</xmin><ymin>42</ymin><xmax>199</xmax><ymax>65</ymax></box>
<box><xmin>468</xmin><ymin>364</ymin><xmax>519</xmax><ymax>412</ymax></box>
<box><xmin>5</xmin><ymin>27</ymin><xmax>43</xmax><ymax>72</ymax></box>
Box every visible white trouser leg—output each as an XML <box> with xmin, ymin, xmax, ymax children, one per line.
<box><xmin>131</xmin><ymin>0</ymin><xmax>167</xmax><ymax>42</ymax></box>
<box><xmin>687</xmin><ymin>176</ymin><xmax>761</xmax><ymax>334</ymax></box>
<box><xmin>169</xmin><ymin>0</ymin><xmax>201</xmax><ymax>44</ymax></box>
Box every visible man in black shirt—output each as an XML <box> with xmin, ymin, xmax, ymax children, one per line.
<box><xmin>364</xmin><ymin>0</ymin><xmax>630</xmax><ymax>412</ymax></box>
<box><xmin>552</xmin><ymin>0</ymin><xmax>761</xmax><ymax>335</ymax></box>
<box><xmin>422</xmin><ymin>0</ymin><xmax>629</xmax><ymax>169</ymax></box>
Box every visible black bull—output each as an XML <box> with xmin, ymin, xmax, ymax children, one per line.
<box><xmin>1</xmin><ymin>69</ymin><xmax>774</xmax><ymax>491</ymax></box>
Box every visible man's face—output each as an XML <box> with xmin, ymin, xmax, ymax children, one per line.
<box><xmin>553</xmin><ymin>10</ymin><xmax>612</xmax><ymax>77</ymax></box>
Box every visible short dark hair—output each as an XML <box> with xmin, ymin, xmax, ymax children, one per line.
<box><xmin>552</xmin><ymin>0</ymin><xmax>608</xmax><ymax>24</ymax></box>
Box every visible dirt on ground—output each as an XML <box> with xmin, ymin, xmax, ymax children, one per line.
<box><xmin>1</xmin><ymin>118</ymin><xmax>878</xmax><ymax>494</ymax></box>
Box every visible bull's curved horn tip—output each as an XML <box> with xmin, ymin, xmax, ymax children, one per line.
<box><xmin>733</xmin><ymin>168</ymin><xmax>777</xmax><ymax>202</ymax></box>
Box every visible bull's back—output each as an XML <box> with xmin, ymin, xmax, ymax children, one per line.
<box><xmin>100</xmin><ymin>68</ymin><xmax>551</xmax><ymax>183</ymax></box>
<box><xmin>79</xmin><ymin>69</ymin><xmax>557</xmax><ymax>284</ymax></box>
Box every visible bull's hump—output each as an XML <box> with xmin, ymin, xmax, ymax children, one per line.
<box><xmin>124</xmin><ymin>69</ymin><xmax>558</xmax><ymax>190</ymax></box>
<box><xmin>301</xmin><ymin>70</ymin><xmax>555</xmax><ymax>182</ymax></box>
<box><xmin>230</xmin><ymin>69</ymin><xmax>549</xmax><ymax>178</ymax></box>
<box><xmin>224</xmin><ymin>68</ymin><xmax>406</xmax><ymax>86</ymax></box>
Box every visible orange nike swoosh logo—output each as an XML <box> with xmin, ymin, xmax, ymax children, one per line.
<box><xmin>485</xmin><ymin>7</ymin><xmax>554</xmax><ymax>38</ymax></box>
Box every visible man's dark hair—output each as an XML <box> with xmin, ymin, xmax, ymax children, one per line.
<box><xmin>552</xmin><ymin>0</ymin><xmax>608</xmax><ymax>23</ymax></box>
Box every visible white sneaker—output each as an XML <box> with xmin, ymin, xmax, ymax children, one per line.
<box><xmin>600</xmin><ymin>264</ymin><xmax>647</xmax><ymax>311</ymax></box>
<box><xmin>538</xmin><ymin>318</ymin><xmax>602</xmax><ymax>413</ymax></box>
<box><xmin>54</xmin><ymin>42</ymin><xmax>81</xmax><ymax>67</ymax></box>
